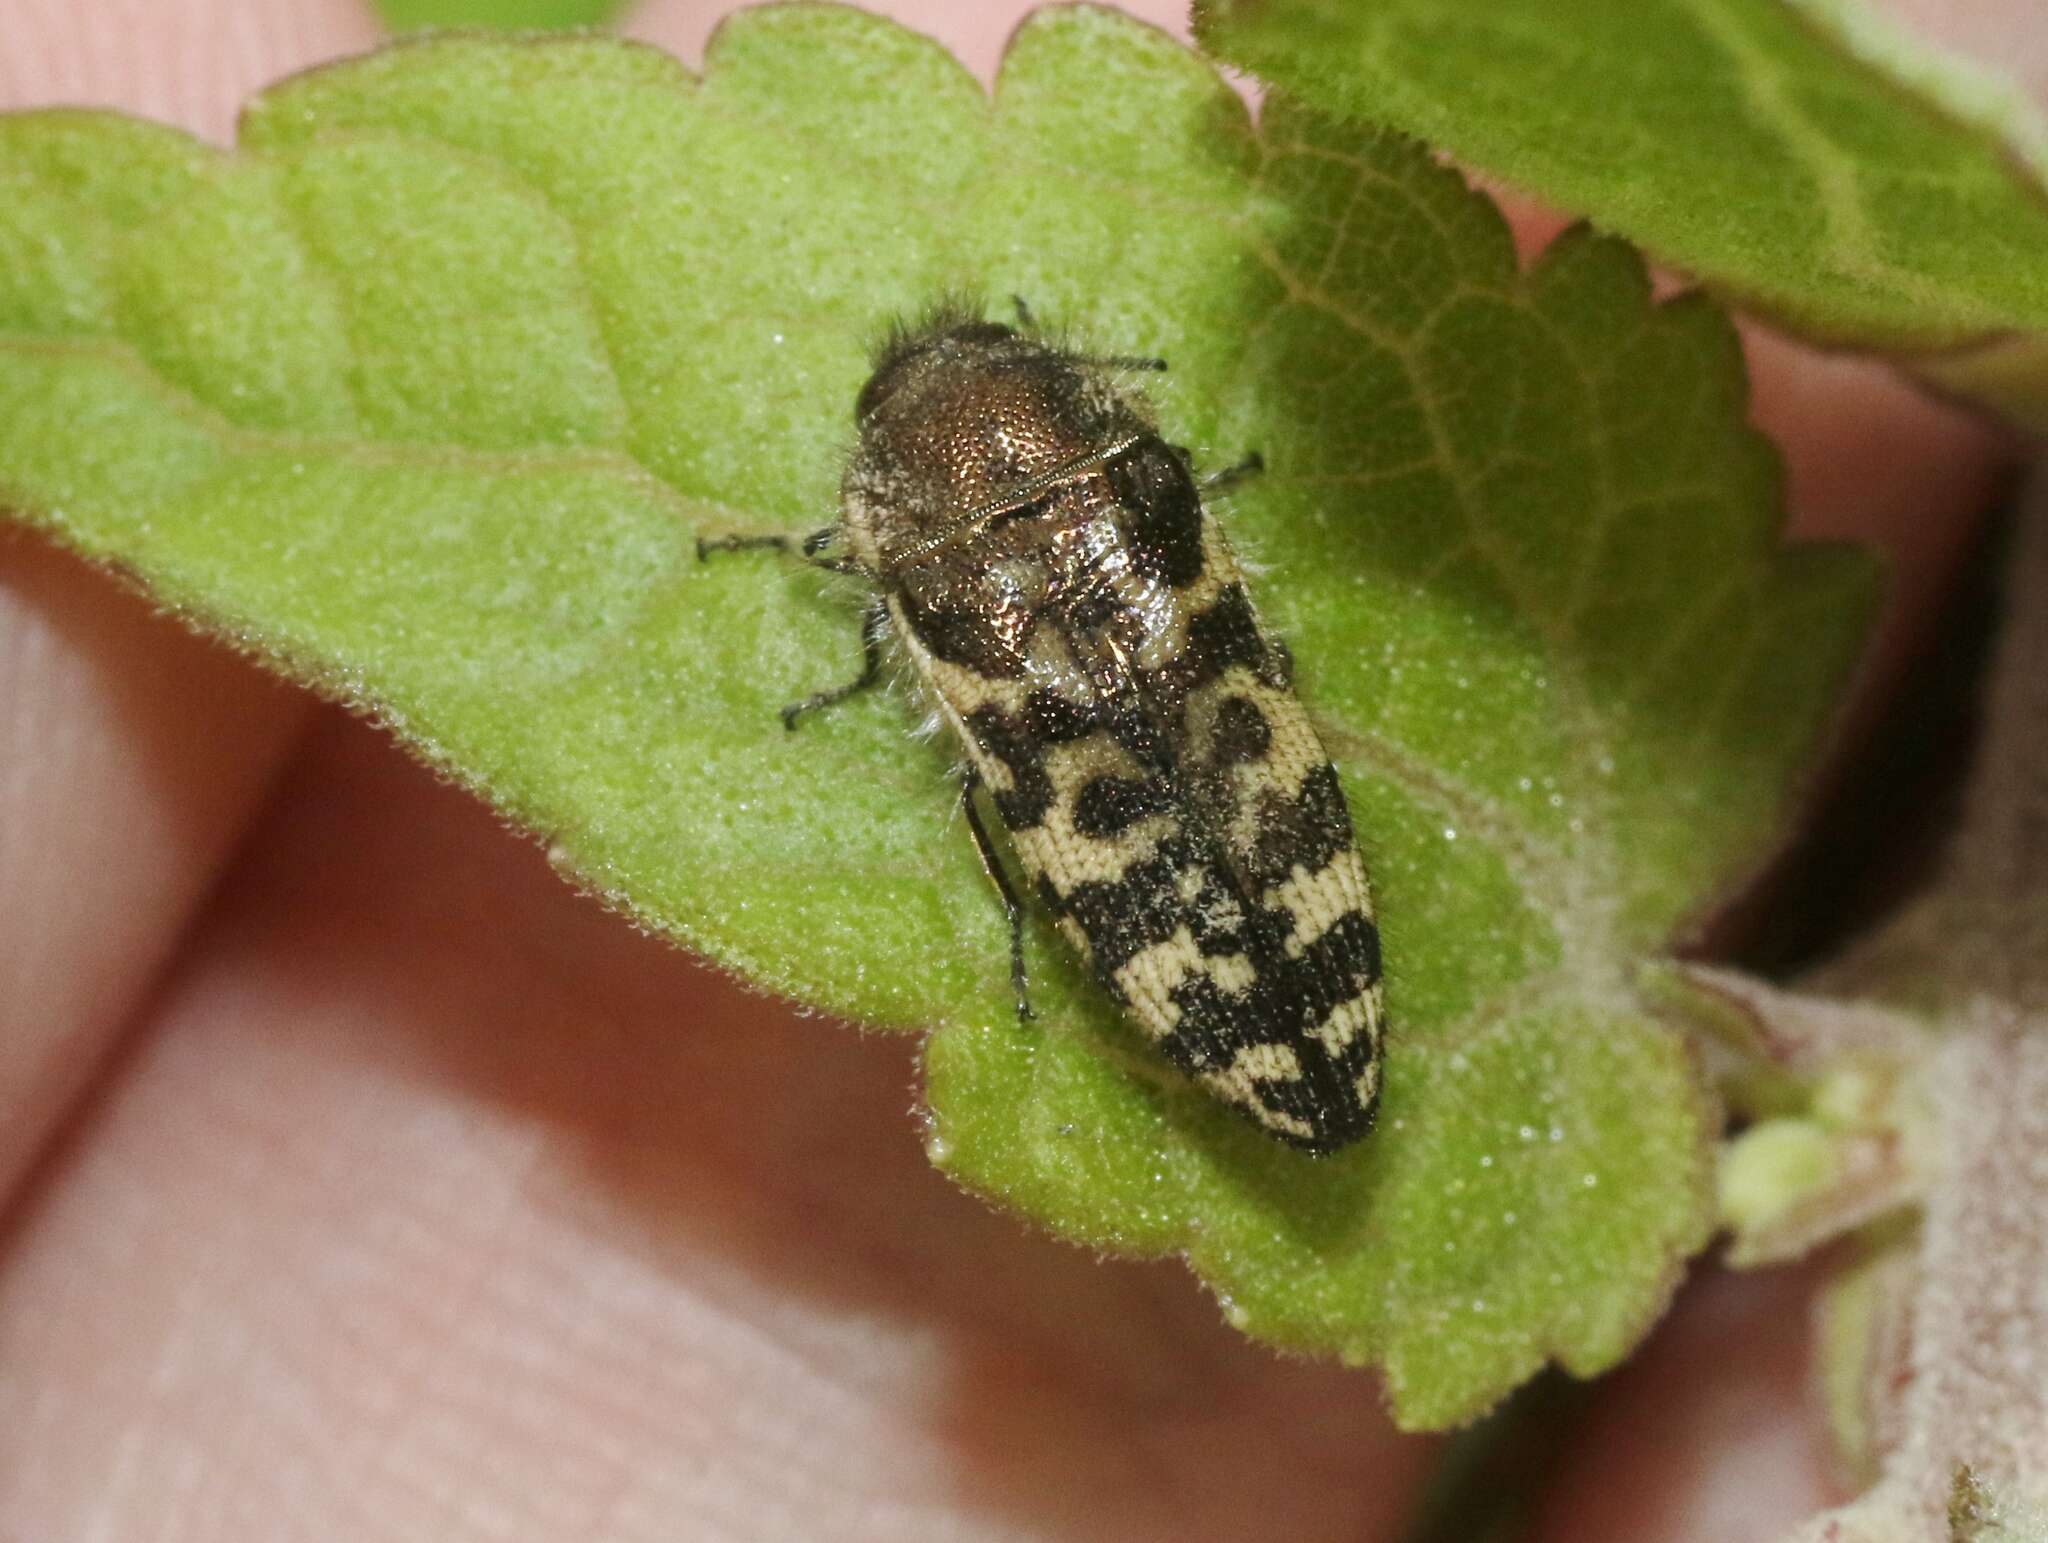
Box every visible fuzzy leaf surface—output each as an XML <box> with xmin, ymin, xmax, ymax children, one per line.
<box><xmin>1194</xmin><ymin>0</ymin><xmax>2048</xmax><ymax>357</ymax></box>
<box><xmin>0</xmin><ymin>7</ymin><xmax>1877</xmax><ymax>1426</ymax></box>
<box><xmin>374</xmin><ymin>0</ymin><xmax>630</xmax><ymax>30</ymax></box>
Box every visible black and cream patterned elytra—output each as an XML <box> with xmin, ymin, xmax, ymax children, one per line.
<box><xmin>706</xmin><ymin>306</ymin><xmax>1384</xmax><ymax>1153</ymax></box>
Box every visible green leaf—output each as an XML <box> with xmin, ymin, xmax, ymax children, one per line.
<box><xmin>1194</xmin><ymin>0</ymin><xmax>2048</xmax><ymax>356</ymax></box>
<box><xmin>372</xmin><ymin>0</ymin><xmax>630</xmax><ymax>31</ymax></box>
<box><xmin>0</xmin><ymin>7</ymin><xmax>1877</xmax><ymax>1426</ymax></box>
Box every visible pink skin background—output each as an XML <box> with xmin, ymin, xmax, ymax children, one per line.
<box><xmin>0</xmin><ymin>2</ymin><xmax>2015</xmax><ymax>1539</ymax></box>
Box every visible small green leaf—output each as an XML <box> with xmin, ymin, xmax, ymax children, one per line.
<box><xmin>373</xmin><ymin>0</ymin><xmax>629</xmax><ymax>32</ymax></box>
<box><xmin>1816</xmin><ymin>1232</ymin><xmax>1913</xmax><ymax>1491</ymax></box>
<box><xmin>1194</xmin><ymin>0</ymin><xmax>2048</xmax><ymax>356</ymax></box>
<box><xmin>1720</xmin><ymin>1117</ymin><xmax>1840</xmax><ymax>1237</ymax></box>
<box><xmin>0</xmin><ymin>7</ymin><xmax>1877</xmax><ymax>1425</ymax></box>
